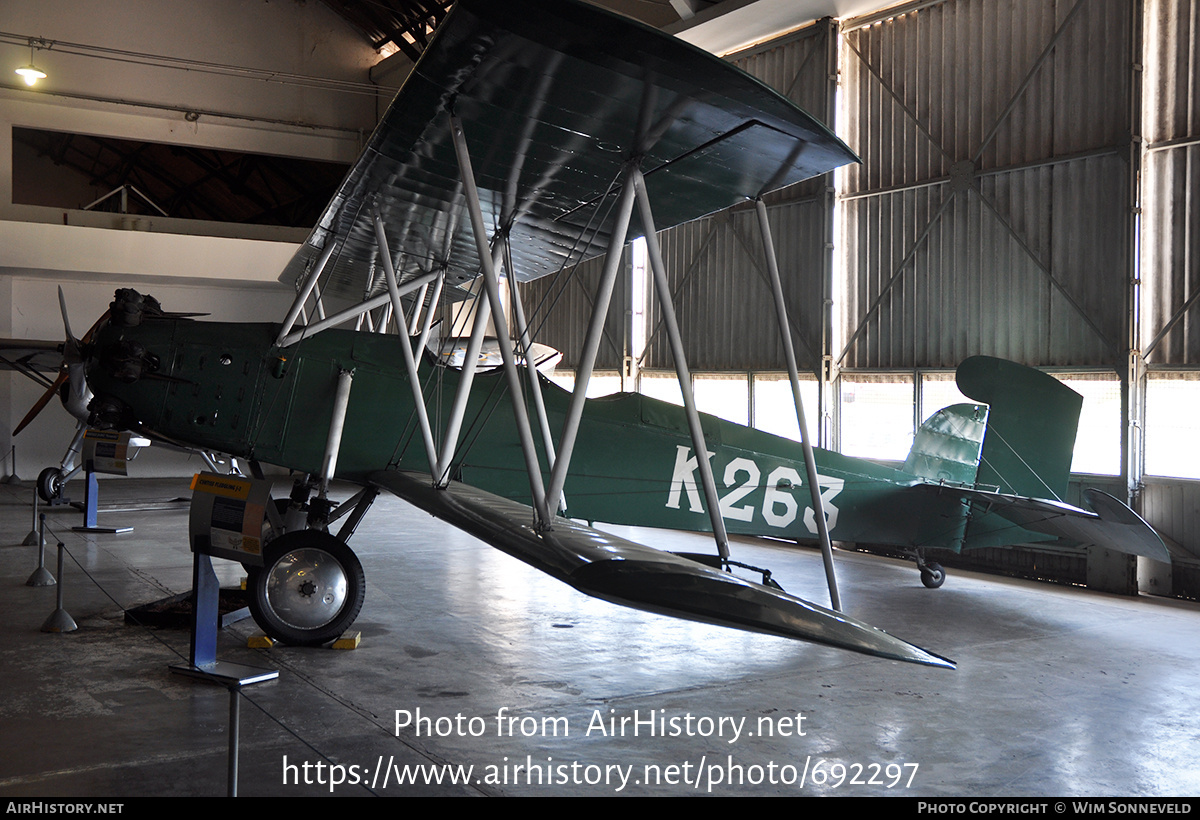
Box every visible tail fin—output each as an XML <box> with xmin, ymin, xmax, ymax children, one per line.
<box><xmin>955</xmin><ymin>356</ymin><xmax>1082</xmax><ymax>500</ymax></box>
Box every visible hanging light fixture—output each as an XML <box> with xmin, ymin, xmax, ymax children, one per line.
<box><xmin>15</xmin><ymin>42</ymin><xmax>46</xmax><ymax>86</ymax></box>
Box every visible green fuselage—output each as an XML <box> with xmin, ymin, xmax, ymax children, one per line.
<box><xmin>87</xmin><ymin>319</ymin><xmax>968</xmax><ymax>550</ymax></box>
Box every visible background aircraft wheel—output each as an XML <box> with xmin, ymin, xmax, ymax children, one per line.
<box><xmin>920</xmin><ymin>562</ymin><xmax>946</xmax><ymax>589</ymax></box>
<box><xmin>37</xmin><ymin>467</ymin><xmax>64</xmax><ymax>502</ymax></box>
<box><xmin>247</xmin><ymin>530</ymin><xmax>365</xmax><ymax>646</ymax></box>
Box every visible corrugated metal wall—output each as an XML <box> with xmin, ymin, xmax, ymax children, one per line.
<box><xmin>515</xmin><ymin>0</ymin><xmax>1200</xmax><ymax>594</ymax></box>
<box><xmin>839</xmin><ymin>0</ymin><xmax>1134</xmax><ymax>370</ymax></box>
<box><xmin>642</xmin><ymin>21</ymin><xmax>837</xmax><ymax>373</ymax></box>
<box><xmin>521</xmin><ymin>20</ymin><xmax>841</xmax><ymax>376</ymax></box>
<box><xmin>518</xmin><ymin>250</ymin><xmax>628</xmax><ymax>371</ymax></box>
<box><xmin>1142</xmin><ymin>0</ymin><xmax>1200</xmax><ymax>365</ymax></box>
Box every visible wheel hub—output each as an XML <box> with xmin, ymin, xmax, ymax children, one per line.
<box><xmin>265</xmin><ymin>548</ymin><xmax>349</xmax><ymax>630</ymax></box>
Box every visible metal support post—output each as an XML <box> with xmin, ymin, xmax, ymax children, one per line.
<box><xmin>276</xmin><ymin>241</ymin><xmax>338</xmax><ymax>347</ymax></box>
<box><xmin>415</xmin><ymin>272</ymin><xmax>445</xmax><ymax>358</ymax></box>
<box><xmin>506</xmin><ymin>244</ymin><xmax>565</xmax><ymax>513</ymax></box>
<box><xmin>22</xmin><ymin>484</ymin><xmax>41</xmax><ymax>546</ymax></box>
<box><xmin>633</xmin><ymin>169</ymin><xmax>729</xmax><ymax>560</ymax></box>
<box><xmin>41</xmin><ymin>540</ymin><xmax>77</xmax><ymax>633</ymax></box>
<box><xmin>26</xmin><ymin>512</ymin><xmax>55</xmax><ymax>586</ymax></box>
<box><xmin>2</xmin><ymin>444</ymin><xmax>17</xmax><ymax>484</ymax></box>
<box><xmin>545</xmin><ymin>167</ymin><xmax>638</xmax><ymax>516</ymax></box>
<box><xmin>227</xmin><ymin>685</ymin><xmax>241</xmax><ymax>797</ymax></box>
<box><xmin>320</xmin><ymin>370</ymin><xmax>355</xmax><ymax>498</ymax></box>
<box><xmin>434</xmin><ymin>280</ymin><xmax>494</xmax><ymax>485</ymax></box>
<box><xmin>755</xmin><ymin>198</ymin><xmax>841</xmax><ymax>611</ymax></box>
<box><xmin>408</xmin><ymin>282</ymin><xmax>428</xmax><ymax>335</ymax></box>
<box><xmin>309</xmin><ymin>277</ymin><xmax>327</xmax><ymax>322</ymax></box>
<box><xmin>83</xmin><ymin>469</ymin><xmax>98</xmax><ymax>528</ymax></box>
<box><xmin>278</xmin><ymin>272</ymin><xmax>438</xmax><ymax>348</ymax></box>
<box><xmin>449</xmin><ymin>115</ymin><xmax>548</xmax><ymax>522</ymax></box>
<box><xmin>373</xmin><ymin>212</ymin><xmax>441</xmax><ymax>472</ymax></box>
<box><xmin>72</xmin><ymin>466</ymin><xmax>132</xmax><ymax>534</ymax></box>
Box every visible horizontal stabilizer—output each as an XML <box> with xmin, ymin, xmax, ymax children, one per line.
<box><xmin>371</xmin><ymin>470</ymin><xmax>954</xmax><ymax>669</ymax></box>
<box><xmin>925</xmin><ymin>484</ymin><xmax>1170</xmax><ymax>563</ymax></box>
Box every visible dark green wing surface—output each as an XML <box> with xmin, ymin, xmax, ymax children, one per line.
<box><xmin>278</xmin><ymin>0</ymin><xmax>857</xmax><ymax>298</ymax></box>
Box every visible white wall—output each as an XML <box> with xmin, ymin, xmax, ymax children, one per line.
<box><xmin>1</xmin><ymin>0</ymin><xmax>386</xmax><ymax>136</ymax></box>
<box><xmin>0</xmin><ymin>0</ymin><xmax>395</xmax><ymax>480</ymax></box>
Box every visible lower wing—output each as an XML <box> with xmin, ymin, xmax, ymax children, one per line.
<box><xmin>371</xmin><ymin>470</ymin><xmax>954</xmax><ymax>669</ymax></box>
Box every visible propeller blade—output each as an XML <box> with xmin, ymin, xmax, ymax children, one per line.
<box><xmin>58</xmin><ymin>287</ymin><xmax>77</xmax><ymax>346</ymax></box>
<box><xmin>13</xmin><ymin>300</ymin><xmax>110</xmax><ymax>435</ymax></box>
<box><xmin>14</xmin><ymin>369</ymin><xmax>69</xmax><ymax>435</ymax></box>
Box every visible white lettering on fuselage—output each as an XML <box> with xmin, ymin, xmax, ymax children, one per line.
<box><xmin>666</xmin><ymin>446</ymin><xmax>842</xmax><ymax>534</ymax></box>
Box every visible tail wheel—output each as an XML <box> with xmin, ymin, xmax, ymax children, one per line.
<box><xmin>920</xmin><ymin>562</ymin><xmax>946</xmax><ymax>589</ymax></box>
<box><xmin>37</xmin><ymin>467</ymin><xmax>65</xmax><ymax>503</ymax></box>
<box><xmin>247</xmin><ymin>530</ymin><xmax>365</xmax><ymax>646</ymax></box>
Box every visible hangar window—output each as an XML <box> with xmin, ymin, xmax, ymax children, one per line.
<box><xmin>544</xmin><ymin>369</ymin><xmax>619</xmax><ymax>398</ymax></box>
<box><xmin>546</xmin><ymin>370</ymin><xmax>622</xmax><ymax>398</ymax></box>
<box><xmin>751</xmin><ymin>373</ymin><xmax>819</xmax><ymax>442</ymax></box>
<box><xmin>1053</xmin><ymin>374</ymin><xmax>1121</xmax><ymax>477</ymax></box>
<box><xmin>920</xmin><ymin>373</ymin><xmax>972</xmax><ymax>422</ymax></box>
<box><xmin>638</xmin><ymin>371</ymin><xmax>685</xmax><ymax>407</ymax></box>
<box><xmin>694</xmin><ymin>374</ymin><xmax>749</xmax><ymax>425</ymax></box>
<box><xmin>839</xmin><ymin>374</ymin><xmax>915</xmax><ymax>461</ymax></box>
<box><xmin>1145</xmin><ymin>373</ymin><xmax>1200</xmax><ymax>479</ymax></box>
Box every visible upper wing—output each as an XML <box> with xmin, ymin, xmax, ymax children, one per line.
<box><xmin>371</xmin><ymin>470</ymin><xmax>954</xmax><ymax>669</ymax></box>
<box><xmin>278</xmin><ymin>0</ymin><xmax>857</xmax><ymax>299</ymax></box>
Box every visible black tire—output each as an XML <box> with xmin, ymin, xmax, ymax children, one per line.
<box><xmin>37</xmin><ymin>467</ymin><xmax>64</xmax><ymax>503</ymax></box>
<box><xmin>920</xmin><ymin>562</ymin><xmax>946</xmax><ymax>589</ymax></box>
<box><xmin>247</xmin><ymin>530</ymin><xmax>365</xmax><ymax>646</ymax></box>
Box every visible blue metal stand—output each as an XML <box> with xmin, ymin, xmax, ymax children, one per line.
<box><xmin>71</xmin><ymin>466</ymin><xmax>132</xmax><ymax>534</ymax></box>
<box><xmin>170</xmin><ymin>551</ymin><xmax>277</xmax><ymax>682</ymax></box>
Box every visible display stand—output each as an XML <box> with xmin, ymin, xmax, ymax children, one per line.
<box><xmin>71</xmin><ymin>468</ymin><xmax>133</xmax><ymax>534</ymax></box>
<box><xmin>170</xmin><ymin>472</ymin><xmax>277</xmax><ymax>684</ymax></box>
<box><xmin>169</xmin><ymin>551</ymin><xmax>276</xmax><ymax>685</ymax></box>
<box><xmin>71</xmin><ymin>431</ymin><xmax>136</xmax><ymax>533</ymax></box>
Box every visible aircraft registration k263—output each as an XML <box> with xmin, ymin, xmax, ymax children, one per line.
<box><xmin>53</xmin><ymin>0</ymin><xmax>1166</xmax><ymax>668</ymax></box>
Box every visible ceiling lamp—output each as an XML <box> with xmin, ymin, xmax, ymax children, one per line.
<box><xmin>15</xmin><ymin>43</ymin><xmax>46</xmax><ymax>86</ymax></box>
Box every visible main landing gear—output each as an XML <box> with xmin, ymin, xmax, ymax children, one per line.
<box><xmin>247</xmin><ymin>530</ymin><xmax>365</xmax><ymax>647</ymax></box>
<box><xmin>246</xmin><ymin>472</ymin><xmax>377</xmax><ymax>647</ymax></box>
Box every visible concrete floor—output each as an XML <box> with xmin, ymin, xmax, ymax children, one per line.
<box><xmin>1</xmin><ymin>476</ymin><xmax>1198</xmax><ymax>798</ymax></box>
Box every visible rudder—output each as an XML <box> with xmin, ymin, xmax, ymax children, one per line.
<box><xmin>955</xmin><ymin>356</ymin><xmax>1082</xmax><ymax>500</ymax></box>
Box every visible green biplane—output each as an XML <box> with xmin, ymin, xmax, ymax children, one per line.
<box><xmin>22</xmin><ymin>0</ymin><xmax>1166</xmax><ymax>669</ymax></box>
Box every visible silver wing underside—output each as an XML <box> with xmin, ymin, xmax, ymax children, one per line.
<box><xmin>372</xmin><ymin>470</ymin><xmax>954</xmax><ymax>669</ymax></box>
